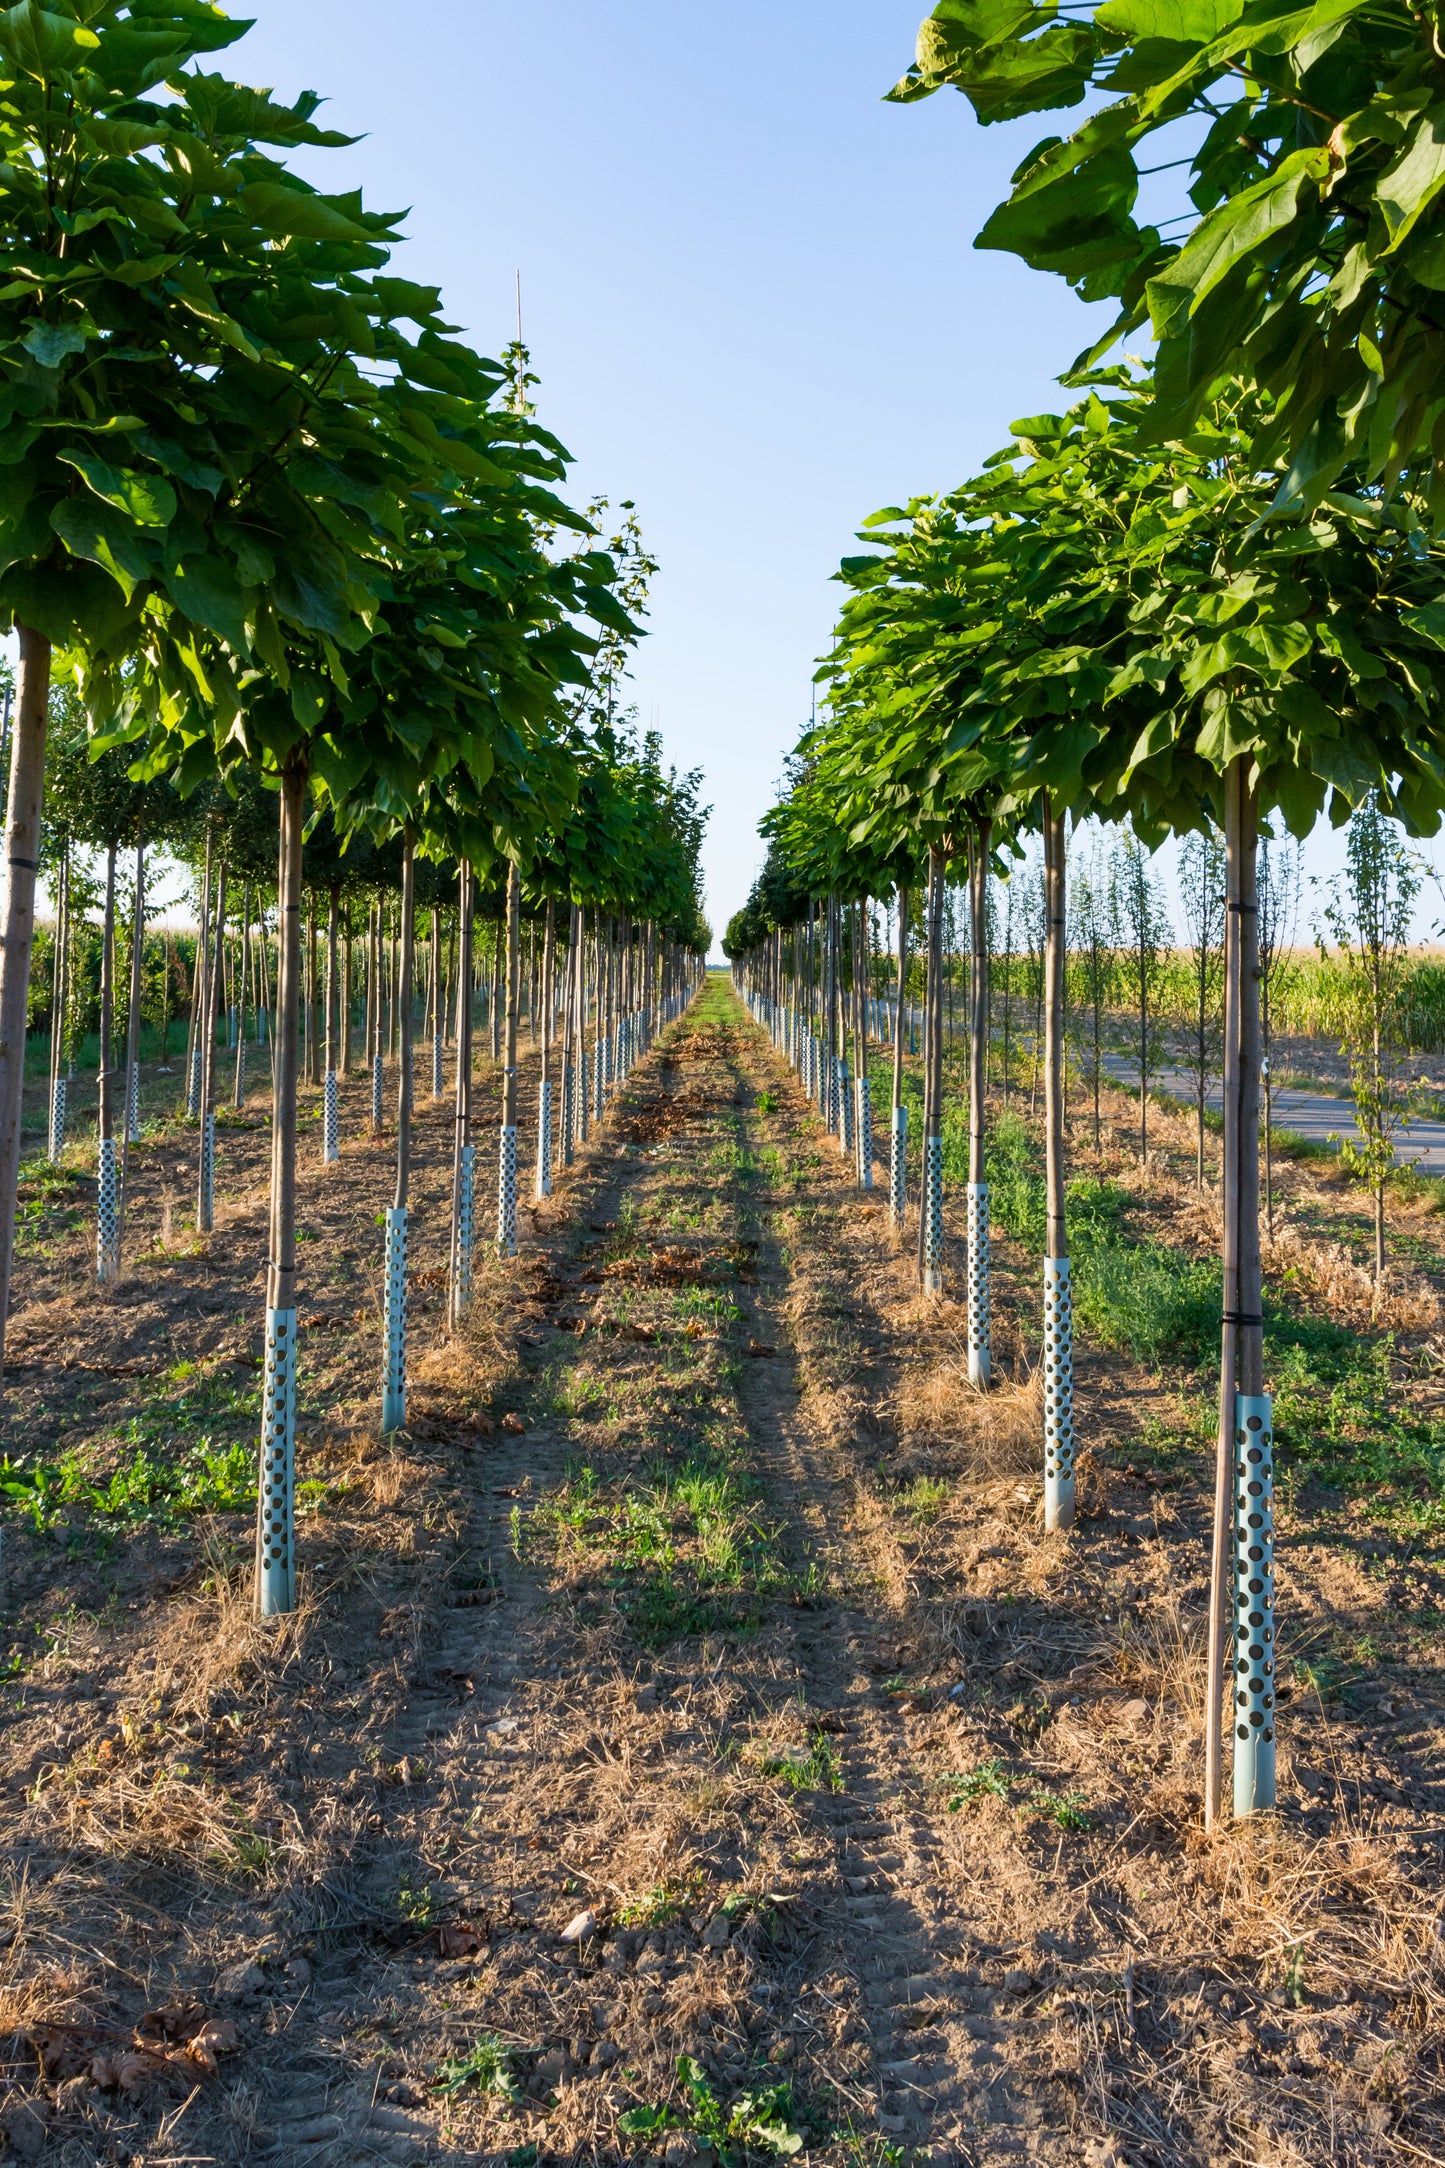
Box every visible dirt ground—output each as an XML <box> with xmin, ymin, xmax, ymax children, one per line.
<box><xmin>0</xmin><ymin>979</ymin><xmax>1442</xmax><ymax>2168</ymax></box>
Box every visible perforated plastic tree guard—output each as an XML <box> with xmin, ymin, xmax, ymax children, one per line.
<box><xmin>497</xmin><ymin>1124</ymin><xmax>518</xmax><ymax>1259</ymax></box>
<box><xmin>1233</xmin><ymin>1393</ymin><xmax>1277</xmax><ymax>1816</ymax></box>
<box><xmin>1043</xmin><ymin>1256</ymin><xmax>1074</xmax><ymax>1529</ymax></box>
<box><xmin>256</xmin><ymin>1306</ymin><xmax>296</xmax><ymax>1617</ymax></box>
<box><xmin>381</xmin><ymin>1206</ymin><xmax>408</xmax><ymax>1433</ymax></box>
<box><xmin>967</xmin><ymin>1183</ymin><xmax>991</xmax><ymax>1390</ymax></box>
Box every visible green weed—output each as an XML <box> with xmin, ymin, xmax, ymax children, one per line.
<box><xmin>617</xmin><ymin>1869</ymin><xmax>709</xmax><ymax>1928</ymax></box>
<box><xmin>0</xmin><ymin>1439</ymin><xmax>254</xmax><ymax>1531</ymax></box>
<box><xmin>1021</xmin><ymin>1786</ymin><xmax>1090</xmax><ymax>1831</ymax></box>
<box><xmin>618</xmin><ymin>2055</ymin><xmax>804</xmax><ymax>2162</ymax></box>
<box><xmin>434</xmin><ymin>2032</ymin><xmax>523</xmax><ymax>2105</ymax></box>
<box><xmin>941</xmin><ymin>1759</ymin><xmax>1010</xmax><ymax>1809</ymax></box>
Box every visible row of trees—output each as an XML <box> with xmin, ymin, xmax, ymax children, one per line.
<box><xmin>728</xmin><ymin>370</ymin><xmax>1445</xmax><ymax>1826</ymax></box>
<box><xmin>0</xmin><ymin>3</ymin><xmax>707</xmax><ymax>1619</ymax></box>
<box><xmin>732</xmin><ymin>0</ymin><xmax>1445</xmax><ymax>1823</ymax></box>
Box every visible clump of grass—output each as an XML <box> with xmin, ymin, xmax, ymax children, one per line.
<box><xmin>894</xmin><ymin>1475</ymin><xmax>950</xmax><ymax>1524</ymax></box>
<box><xmin>525</xmin><ymin>1456</ymin><xmax>822</xmax><ymax>1646</ymax></box>
<box><xmin>754</xmin><ymin>1730</ymin><xmax>842</xmax><ymax>1794</ymax></box>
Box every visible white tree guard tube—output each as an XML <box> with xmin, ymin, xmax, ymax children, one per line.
<box><xmin>593</xmin><ymin>1044</ymin><xmax>605</xmax><ymax>1121</ymax></box>
<box><xmin>856</xmin><ymin>1071</ymin><xmax>874</xmax><ymax>1189</ymax></box>
<box><xmin>432</xmin><ymin>1029</ymin><xmax>443</xmax><ymax>1099</ymax></box>
<box><xmin>234</xmin><ymin>1039</ymin><xmax>245</xmax><ymax>1109</ymax></box>
<box><xmin>838</xmin><ymin>1057</ymin><xmax>854</xmax><ymax>1157</ymax></box>
<box><xmin>199</xmin><ymin>1108</ymin><xmax>216</xmax><ymax>1231</ymax></box>
<box><xmin>187</xmin><ymin>1043</ymin><xmax>201</xmax><ymax>1116</ymax></box>
<box><xmin>497</xmin><ymin>1123</ymin><xmax>518</xmax><ymax>1258</ymax></box>
<box><xmin>1042</xmin><ymin>1256</ymin><xmax>1075</xmax><ymax>1528</ymax></box>
<box><xmin>49</xmin><ymin>1075</ymin><xmax>66</xmax><ymax>1162</ymax></box>
<box><xmin>578</xmin><ymin>1048</ymin><xmax>590</xmax><ymax>1141</ymax></box>
<box><xmin>1232</xmin><ymin>1393</ymin><xmax>1277</xmax><ymax>1817</ymax></box>
<box><xmin>889</xmin><ymin>1103</ymin><xmax>907</xmax><ymax>1229</ymax></box>
<box><xmin>96</xmin><ymin>1134</ymin><xmax>120</xmax><ymax>1285</ymax></box>
<box><xmin>922</xmin><ymin>1133</ymin><xmax>944</xmax><ymax>1296</ymax></box>
<box><xmin>967</xmin><ymin>1183</ymin><xmax>992</xmax><ymax>1389</ymax></box>
<box><xmin>127</xmin><ymin>1060</ymin><xmax>140</xmax><ymax>1143</ymax></box>
<box><xmin>536</xmin><ymin>1076</ymin><xmax>553</xmax><ymax>1199</ymax></box>
<box><xmin>322</xmin><ymin>1070</ymin><xmax>339</xmax><ymax>1163</ymax></box>
<box><xmin>381</xmin><ymin>1205</ymin><xmax>408</xmax><ymax>1433</ymax></box>
<box><xmin>371</xmin><ymin>1052</ymin><xmax>384</xmax><ymax>1133</ymax></box>
<box><xmin>256</xmin><ymin>1305</ymin><xmax>296</xmax><ymax>1617</ymax></box>
<box><xmin>452</xmin><ymin>1141</ymin><xmax>475</xmax><ymax>1321</ymax></box>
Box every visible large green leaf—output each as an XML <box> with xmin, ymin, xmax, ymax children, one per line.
<box><xmin>58</xmin><ymin>446</ymin><xmax>176</xmax><ymax>527</ymax></box>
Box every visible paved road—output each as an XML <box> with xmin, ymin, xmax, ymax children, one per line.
<box><xmin>1104</xmin><ymin>1054</ymin><xmax>1445</xmax><ymax>1173</ymax></box>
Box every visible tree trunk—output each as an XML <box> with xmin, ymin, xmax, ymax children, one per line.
<box><xmin>185</xmin><ymin>832</ymin><xmax>211</xmax><ymax>1117</ymax></box>
<box><xmin>340</xmin><ymin>906</ymin><xmax>353</xmax><ymax>1079</ymax></box>
<box><xmin>256</xmin><ymin>762</ymin><xmax>305</xmax><ymax>1618</ymax></box>
<box><xmin>323</xmin><ymin>885</ymin><xmax>340</xmax><ymax>1162</ymax></box>
<box><xmin>921</xmin><ymin>848</ymin><xmax>946</xmax><ymax>1296</ymax></box>
<box><xmin>450</xmin><ymin>862</ymin><xmax>476</xmax><ymax>1323</ymax></box>
<box><xmin>119</xmin><ymin>840</ymin><xmax>146</xmax><ymax>1246</ymax></box>
<box><xmin>498</xmin><ymin>861</ymin><xmax>521</xmax><ymax>1257</ymax></box>
<box><xmin>382</xmin><ymin>835</ymin><xmax>415</xmax><ymax>1432</ymax></box>
<box><xmin>968</xmin><ymin>827</ymin><xmax>992</xmax><ymax>1389</ymax></box>
<box><xmin>889</xmin><ymin>886</ymin><xmax>909</xmax><ymax>1232</ymax></box>
<box><xmin>537</xmin><ymin>895</ymin><xmax>556</xmax><ymax>1199</ymax></box>
<box><xmin>196</xmin><ymin>864</ymin><xmax>226</xmax><ymax>1235</ymax></box>
<box><xmin>48</xmin><ymin>844</ymin><xmax>69</xmax><ymax>1161</ymax></box>
<box><xmin>97</xmin><ymin>846</ymin><xmax>120</xmax><ymax>1284</ymax></box>
<box><xmin>1208</xmin><ymin>757</ymin><xmax>1275</xmax><ymax>1821</ymax></box>
<box><xmin>233</xmin><ymin>881</ymin><xmax>250</xmax><ymax>1111</ymax></box>
<box><xmin>1042</xmin><ymin>799</ymin><xmax>1073</xmax><ymax>1529</ymax></box>
<box><xmin>429</xmin><ymin>905</ymin><xmax>443</xmax><ymax>1098</ymax></box>
<box><xmin>561</xmin><ymin>901</ymin><xmax>578</xmax><ymax>1166</ymax></box>
<box><xmin>854</xmin><ymin>899</ymin><xmax>873</xmax><ymax>1188</ymax></box>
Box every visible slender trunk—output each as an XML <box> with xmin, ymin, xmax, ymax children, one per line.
<box><xmin>921</xmin><ymin>849</ymin><xmax>946</xmax><ymax>1295</ymax></box>
<box><xmin>1208</xmin><ymin>758</ymin><xmax>1274</xmax><ymax>1822</ymax></box>
<box><xmin>968</xmin><ymin>828</ymin><xmax>991</xmax><ymax>1387</ymax></box>
<box><xmin>1042</xmin><ymin>800</ymin><xmax>1073</xmax><ymax>1529</ymax></box>
<box><xmin>233</xmin><ymin>882</ymin><xmax>250</xmax><ymax>1110</ymax></box>
<box><xmin>96</xmin><ymin>846</ymin><xmax>119</xmax><ymax>1283</ymax></box>
<box><xmin>498</xmin><ymin>861</ymin><xmax>521</xmax><ymax>1257</ymax></box>
<box><xmin>382</xmin><ymin>835</ymin><xmax>416</xmax><ymax>1432</ymax></box>
<box><xmin>561</xmin><ymin>901</ymin><xmax>577</xmax><ymax>1167</ymax></box>
<box><xmin>889</xmin><ymin>884</ymin><xmax>909</xmax><ymax>1233</ymax></box>
<box><xmin>340</xmin><ymin>906</ymin><xmax>353</xmax><ymax>1078</ymax></box>
<box><xmin>450</xmin><ymin>862</ymin><xmax>476</xmax><ymax>1322</ymax></box>
<box><xmin>48</xmin><ymin>845</ymin><xmax>69</xmax><ymax>1158</ymax></box>
<box><xmin>119</xmin><ymin>840</ymin><xmax>145</xmax><ymax>1242</ymax></box>
<box><xmin>1139</xmin><ymin>919</ymin><xmax>1149</xmax><ymax>1168</ymax></box>
<box><xmin>256</xmin><ymin>762</ymin><xmax>305</xmax><ymax>1618</ymax></box>
<box><xmin>537</xmin><ymin>895</ymin><xmax>556</xmax><ymax>1198</ymax></box>
<box><xmin>0</xmin><ymin>627</ymin><xmax>46</xmax><ymax>1358</ymax></box>
<box><xmin>197</xmin><ymin>864</ymin><xmax>227</xmax><ymax>1233</ymax></box>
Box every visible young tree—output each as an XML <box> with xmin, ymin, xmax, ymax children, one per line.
<box><xmin>1178</xmin><ymin>826</ymin><xmax>1227</xmax><ymax>1187</ymax></box>
<box><xmin>1109</xmin><ymin>836</ymin><xmax>1172</xmax><ymax>1169</ymax></box>
<box><xmin>1320</xmin><ymin>796</ymin><xmax>1421</xmax><ymax>1282</ymax></box>
<box><xmin>1259</xmin><ymin>824</ymin><xmax>1303</xmax><ymax>1238</ymax></box>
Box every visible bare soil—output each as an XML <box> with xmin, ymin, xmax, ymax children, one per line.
<box><xmin>0</xmin><ymin>982</ymin><xmax>1441</xmax><ymax>2168</ymax></box>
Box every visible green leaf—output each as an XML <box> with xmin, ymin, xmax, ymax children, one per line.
<box><xmin>163</xmin><ymin>555</ymin><xmax>249</xmax><ymax>647</ymax></box>
<box><xmin>57</xmin><ymin>448</ymin><xmax>176</xmax><ymax>528</ymax></box>
<box><xmin>1376</xmin><ymin>106</ymin><xmax>1445</xmax><ymax>257</ymax></box>
<box><xmin>0</xmin><ymin>2</ymin><xmax>101</xmax><ymax>79</ymax></box>
<box><xmin>1094</xmin><ymin>0</ymin><xmax>1244</xmax><ymax>39</ymax></box>
<box><xmin>50</xmin><ymin>494</ymin><xmax>155</xmax><ymax>600</ymax></box>
<box><xmin>1145</xmin><ymin>147</ymin><xmax>1332</xmax><ymax>337</ymax></box>
<box><xmin>237</xmin><ymin>181</ymin><xmax>377</xmax><ymax>244</ymax></box>
<box><xmin>21</xmin><ymin>321</ymin><xmax>87</xmax><ymax>368</ymax></box>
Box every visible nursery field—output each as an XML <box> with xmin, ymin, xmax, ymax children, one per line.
<box><xmin>0</xmin><ymin>977</ymin><xmax>1441</xmax><ymax>2168</ymax></box>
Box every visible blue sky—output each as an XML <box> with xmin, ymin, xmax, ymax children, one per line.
<box><xmin>35</xmin><ymin>0</ymin><xmax>1422</xmax><ymax>946</ymax></box>
<box><xmin>228</xmin><ymin>0</ymin><xmax>1129</xmax><ymax>949</ymax></box>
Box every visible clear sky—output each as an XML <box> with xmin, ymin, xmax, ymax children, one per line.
<box><xmin>225</xmin><ymin>0</ymin><xmax>1130</xmax><ymax>952</ymax></box>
